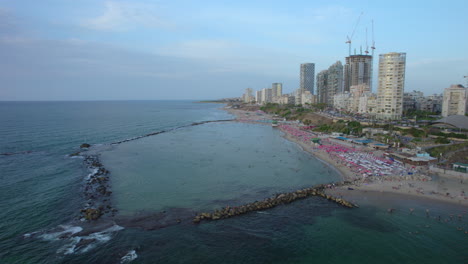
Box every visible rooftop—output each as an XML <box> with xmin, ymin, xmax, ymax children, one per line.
<box><xmin>432</xmin><ymin>115</ymin><xmax>468</xmax><ymax>130</ymax></box>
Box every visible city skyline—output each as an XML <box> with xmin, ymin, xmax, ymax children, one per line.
<box><xmin>0</xmin><ymin>0</ymin><xmax>467</xmax><ymax>101</ymax></box>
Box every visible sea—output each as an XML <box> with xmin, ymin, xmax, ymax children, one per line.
<box><xmin>0</xmin><ymin>101</ymin><xmax>466</xmax><ymax>264</ymax></box>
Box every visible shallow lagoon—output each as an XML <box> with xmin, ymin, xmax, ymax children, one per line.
<box><xmin>100</xmin><ymin>122</ymin><xmax>341</xmax><ymax>214</ymax></box>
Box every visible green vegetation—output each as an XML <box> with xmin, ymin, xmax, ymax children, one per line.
<box><xmin>427</xmin><ymin>142</ymin><xmax>468</xmax><ymax>158</ymax></box>
<box><xmin>404</xmin><ymin>109</ymin><xmax>439</xmax><ymax>120</ymax></box>
<box><xmin>314</xmin><ymin>120</ymin><xmax>362</xmax><ymax>136</ymax></box>
<box><xmin>312</xmin><ymin>103</ymin><xmax>327</xmax><ymax>111</ymax></box>
<box><xmin>430</xmin><ymin>132</ymin><xmax>467</xmax><ymax>139</ymax></box>
<box><xmin>434</xmin><ymin>137</ymin><xmax>451</xmax><ymax>144</ymax></box>
<box><xmin>406</xmin><ymin>127</ymin><xmax>426</xmax><ymax>137</ymax></box>
<box><xmin>260</xmin><ymin>103</ymin><xmax>317</xmax><ymax>121</ymax></box>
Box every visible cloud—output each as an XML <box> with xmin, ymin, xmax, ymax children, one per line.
<box><xmin>0</xmin><ymin>37</ymin><xmax>293</xmax><ymax>100</ymax></box>
<box><xmin>82</xmin><ymin>1</ymin><xmax>174</xmax><ymax>31</ymax></box>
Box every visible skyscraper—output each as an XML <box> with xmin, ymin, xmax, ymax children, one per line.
<box><xmin>300</xmin><ymin>63</ymin><xmax>315</xmax><ymax>94</ymax></box>
<box><xmin>326</xmin><ymin>61</ymin><xmax>344</xmax><ymax>106</ymax></box>
<box><xmin>316</xmin><ymin>70</ymin><xmax>328</xmax><ymax>104</ymax></box>
<box><xmin>376</xmin><ymin>52</ymin><xmax>406</xmax><ymax>120</ymax></box>
<box><xmin>442</xmin><ymin>84</ymin><xmax>467</xmax><ymax>117</ymax></box>
<box><xmin>316</xmin><ymin>61</ymin><xmax>343</xmax><ymax>106</ymax></box>
<box><xmin>343</xmin><ymin>55</ymin><xmax>373</xmax><ymax>92</ymax></box>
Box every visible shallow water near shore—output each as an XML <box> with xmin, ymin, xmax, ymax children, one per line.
<box><xmin>1</xmin><ymin>101</ymin><xmax>467</xmax><ymax>263</ymax></box>
<box><xmin>100</xmin><ymin>122</ymin><xmax>340</xmax><ymax>215</ymax></box>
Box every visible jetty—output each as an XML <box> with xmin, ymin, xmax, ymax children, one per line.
<box><xmin>193</xmin><ymin>183</ymin><xmax>358</xmax><ymax>223</ymax></box>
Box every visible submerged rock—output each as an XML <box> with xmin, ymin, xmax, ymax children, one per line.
<box><xmin>80</xmin><ymin>143</ymin><xmax>91</xmax><ymax>149</ymax></box>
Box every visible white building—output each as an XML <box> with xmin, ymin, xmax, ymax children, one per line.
<box><xmin>350</xmin><ymin>84</ymin><xmax>371</xmax><ymax>112</ymax></box>
<box><xmin>242</xmin><ymin>88</ymin><xmax>254</xmax><ymax>103</ymax></box>
<box><xmin>358</xmin><ymin>93</ymin><xmax>378</xmax><ymax>114</ymax></box>
<box><xmin>376</xmin><ymin>52</ymin><xmax>406</xmax><ymax>120</ymax></box>
<box><xmin>333</xmin><ymin>92</ymin><xmax>351</xmax><ymax>111</ymax></box>
<box><xmin>301</xmin><ymin>90</ymin><xmax>314</xmax><ymax>105</ymax></box>
<box><xmin>442</xmin><ymin>84</ymin><xmax>467</xmax><ymax>117</ymax></box>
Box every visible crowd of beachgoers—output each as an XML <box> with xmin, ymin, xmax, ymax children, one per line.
<box><xmin>280</xmin><ymin>123</ymin><xmax>423</xmax><ymax>179</ymax></box>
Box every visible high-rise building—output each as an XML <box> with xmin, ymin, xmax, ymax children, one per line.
<box><xmin>344</xmin><ymin>55</ymin><xmax>373</xmax><ymax>92</ymax></box>
<box><xmin>327</xmin><ymin>61</ymin><xmax>344</xmax><ymax>106</ymax></box>
<box><xmin>376</xmin><ymin>52</ymin><xmax>406</xmax><ymax>120</ymax></box>
<box><xmin>442</xmin><ymin>84</ymin><xmax>467</xmax><ymax>117</ymax></box>
<box><xmin>316</xmin><ymin>61</ymin><xmax>343</xmax><ymax>106</ymax></box>
<box><xmin>256</xmin><ymin>90</ymin><xmax>263</xmax><ymax>104</ymax></box>
<box><xmin>300</xmin><ymin>63</ymin><xmax>315</xmax><ymax>94</ymax></box>
<box><xmin>272</xmin><ymin>83</ymin><xmax>282</xmax><ymax>98</ymax></box>
<box><xmin>316</xmin><ymin>70</ymin><xmax>328</xmax><ymax>104</ymax></box>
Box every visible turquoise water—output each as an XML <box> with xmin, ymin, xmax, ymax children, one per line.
<box><xmin>100</xmin><ymin>122</ymin><xmax>340</xmax><ymax>214</ymax></box>
<box><xmin>0</xmin><ymin>101</ymin><xmax>466</xmax><ymax>263</ymax></box>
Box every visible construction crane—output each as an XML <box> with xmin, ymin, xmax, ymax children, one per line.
<box><xmin>364</xmin><ymin>27</ymin><xmax>369</xmax><ymax>55</ymax></box>
<box><xmin>371</xmin><ymin>20</ymin><xmax>376</xmax><ymax>56</ymax></box>
<box><xmin>346</xmin><ymin>12</ymin><xmax>363</xmax><ymax>56</ymax></box>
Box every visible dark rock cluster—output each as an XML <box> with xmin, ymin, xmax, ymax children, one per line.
<box><xmin>81</xmin><ymin>155</ymin><xmax>117</xmax><ymax>221</ymax></box>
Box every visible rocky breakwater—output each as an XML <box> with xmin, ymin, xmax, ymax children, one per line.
<box><xmin>77</xmin><ymin>144</ymin><xmax>117</xmax><ymax>221</ymax></box>
<box><xmin>193</xmin><ymin>184</ymin><xmax>358</xmax><ymax>223</ymax></box>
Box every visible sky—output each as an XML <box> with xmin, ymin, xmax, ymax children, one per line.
<box><xmin>0</xmin><ymin>0</ymin><xmax>467</xmax><ymax>101</ymax></box>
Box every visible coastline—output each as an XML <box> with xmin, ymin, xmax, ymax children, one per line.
<box><xmin>224</xmin><ymin>106</ymin><xmax>468</xmax><ymax>208</ymax></box>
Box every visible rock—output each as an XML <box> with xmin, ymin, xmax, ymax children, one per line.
<box><xmin>80</xmin><ymin>143</ymin><xmax>91</xmax><ymax>149</ymax></box>
<box><xmin>83</xmin><ymin>208</ymin><xmax>101</xmax><ymax>220</ymax></box>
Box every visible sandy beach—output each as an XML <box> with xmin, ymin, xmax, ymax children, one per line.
<box><xmin>225</xmin><ymin>107</ymin><xmax>468</xmax><ymax>208</ymax></box>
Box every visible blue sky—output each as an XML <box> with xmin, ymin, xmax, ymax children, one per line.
<box><xmin>0</xmin><ymin>0</ymin><xmax>467</xmax><ymax>100</ymax></box>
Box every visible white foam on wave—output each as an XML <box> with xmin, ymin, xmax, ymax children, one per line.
<box><xmin>86</xmin><ymin>168</ymin><xmax>98</xmax><ymax>180</ymax></box>
<box><xmin>57</xmin><ymin>224</ymin><xmax>124</xmax><ymax>255</ymax></box>
<box><xmin>23</xmin><ymin>231</ymin><xmax>41</xmax><ymax>238</ymax></box>
<box><xmin>120</xmin><ymin>250</ymin><xmax>138</xmax><ymax>263</ymax></box>
<box><xmin>57</xmin><ymin>237</ymin><xmax>80</xmax><ymax>255</ymax></box>
<box><xmin>39</xmin><ymin>225</ymin><xmax>83</xmax><ymax>241</ymax></box>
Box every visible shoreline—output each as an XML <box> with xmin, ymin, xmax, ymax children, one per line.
<box><xmin>224</xmin><ymin>107</ymin><xmax>468</xmax><ymax>208</ymax></box>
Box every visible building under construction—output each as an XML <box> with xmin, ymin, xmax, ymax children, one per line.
<box><xmin>343</xmin><ymin>54</ymin><xmax>373</xmax><ymax>93</ymax></box>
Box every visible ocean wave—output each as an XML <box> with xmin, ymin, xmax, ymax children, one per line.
<box><xmin>24</xmin><ymin>224</ymin><xmax>124</xmax><ymax>255</ymax></box>
<box><xmin>120</xmin><ymin>250</ymin><xmax>138</xmax><ymax>263</ymax></box>
<box><xmin>25</xmin><ymin>225</ymin><xmax>84</xmax><ymax>241</ymax></box>
<box><xmin>56</xmin><ymin>224</ymin><xmax>124</xmax><ymax>255</ymax></box>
